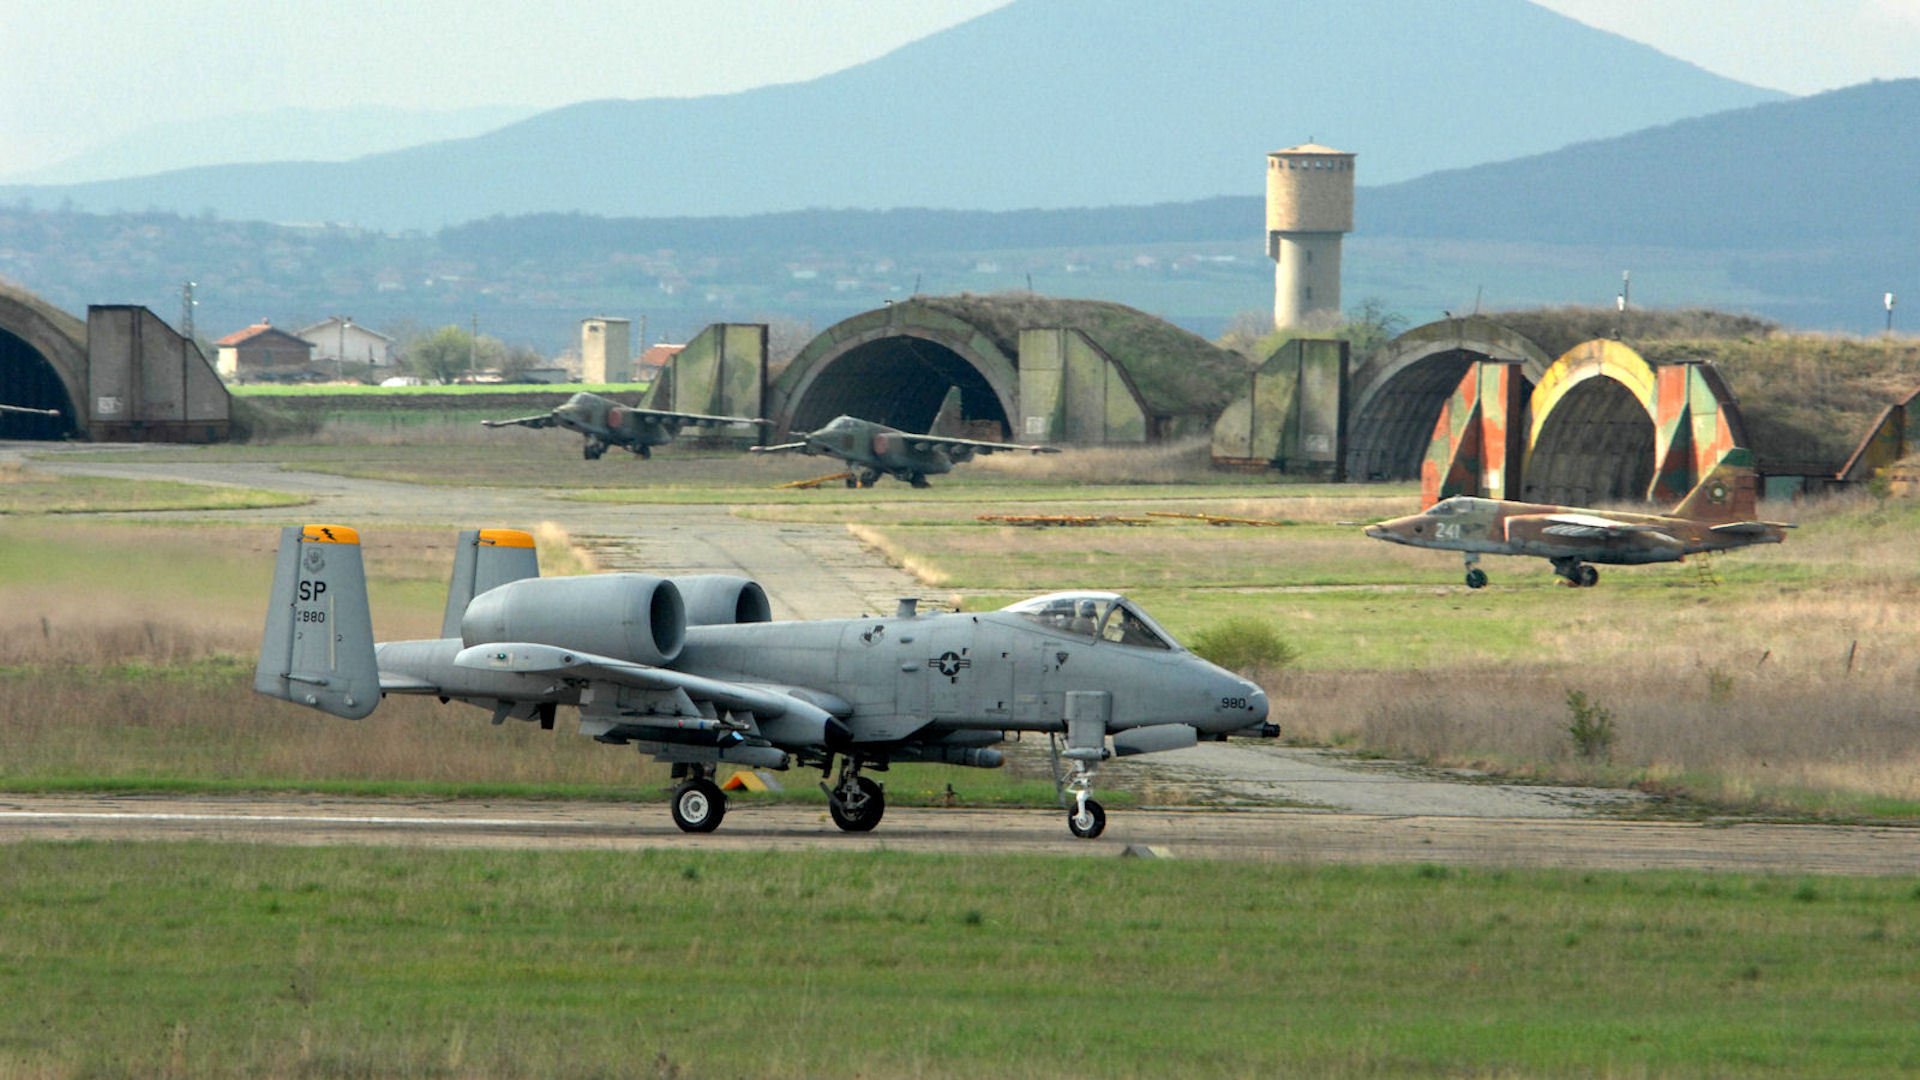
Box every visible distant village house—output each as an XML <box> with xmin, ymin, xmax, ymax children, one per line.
<box><xmin>214</xmin><ymin>322</ymin><xmax>315</xmax><ymax>381</ymax></box>
<box><xmin>297</xmin><ymin>316</ymin><xmax>396</xmax><ymax>369</ymax></box>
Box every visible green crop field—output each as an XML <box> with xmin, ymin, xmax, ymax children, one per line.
<box><xmin>3</xmin><ymin>844</ymin><xmax>1917</xmax><ymax>1079</ymax></box>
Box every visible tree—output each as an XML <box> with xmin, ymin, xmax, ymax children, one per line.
<box><xmin>404</xmin><ymin>325</ymin><xmax>477</xmax><ymax>384</ymax></box>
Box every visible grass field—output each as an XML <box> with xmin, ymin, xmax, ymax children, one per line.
<box><xmin>5</xmin><ymin>844</ymin><xmax>1919</xmax><ymax>1079</ymax></box>
<box><xmin>0</xmin><ymin>462</ymin><xmax>307</xmax><ymax>514</ymax></box>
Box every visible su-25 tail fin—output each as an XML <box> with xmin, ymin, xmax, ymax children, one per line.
<box><xmin>254</xmin><ymin>525</ymin><xmax>380</xmax><ymax>719</ymax></box>
<box><xmin>441</xmin><ymin>527</ymin><xmax>540</xmax><ymax>637</ymax></box>
<box><xmin>1669</xmin><ymin>448</ymin><xmax>1761</xmax><ymax>524</ymax></box>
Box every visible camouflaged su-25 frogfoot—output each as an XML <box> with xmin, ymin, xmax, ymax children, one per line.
<box><xmin>1365</xmin><ymin>450</ymin><xmax>1793</xmax><ymax>588</ymax></box>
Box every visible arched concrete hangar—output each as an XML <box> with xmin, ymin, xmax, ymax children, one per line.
<box><xmin>0</xmin><ymin>282</ymin><xmax>229</xmax><ymax>442</ymax></box>
<box><xmin>0</xmin><ymin>282</ymin><xmax>88</xmax><ymax>440</ymax></box>
<box><xmin>768</xmin><ymin>295</ymin><xmax>1248</xmax><ymax>443</ymax></box>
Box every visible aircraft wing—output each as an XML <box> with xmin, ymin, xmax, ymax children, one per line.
<box><xmin>634</xmin><ymin>408</ymin><xmax>770</xmax><ymax>428</ymax></box>
<box><xmin>906</xmin><ymin>435</ymin><xmax>1061</xmax><ymax>456</ymax></box>
<box><xmin>749</xmin><ymin>441</ymin><xmax>812</xmax><ymax>454</ymax></box>
<box><xmin>480</xmin><ymin>412</ymin><xmax>558</xmax><ymax>429</ymax></box>
<box><xmin>1536</xmin><ymin>513</ymin><xmax>1665</xmax><ymax>539</ymax></box>
<box><xmin>452</xmin><ymin>642</ymin><xmax>845</xmax><ymax>736</ymax></box>
<box><xmin>1710</xmin><ymin>520</ymin><xmax>1797</xmax><ymax>536</ymax></box>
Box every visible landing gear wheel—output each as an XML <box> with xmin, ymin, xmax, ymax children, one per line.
<box><xmin>859</xmin><ymin>474</ymin><xmax>877</xmax><ymax>488</ymax></box>
<box><xmin>1464</xmin><ymin>568</ymin><xmax>1489</xmax><ymax>589</ymax></box>
<box><xmin>583</xmin><ymin>443</ymin><xmax>604</xmax><ymax>460</ymax></box>
<box><xmin>671</xmin><ymin>779</ymin><xmax>726</xmax><ymax>833</ymax></box>
<box><xmin>1577</xmin><ymin>565</ymin><xmax>1599</xmax><ymax>588</ymax></box>
<box><xmin>1068</xmin><ymin>798</ymin><xmax>1106</xmax><ymax>839</ymax></box>
<box><xmin>908</xmin><ymin>473</ymin><xmax>930</xmax><ymax>489</ymax></box>
<box><xmin>844</xmin><ymin>474</ymin><xmax>858</xmax><ymax>489</ymax></box>
<box><xmin>828</xmin><ymin>775</ymin><xmax>885</xmax><ymax>832</ymax></box>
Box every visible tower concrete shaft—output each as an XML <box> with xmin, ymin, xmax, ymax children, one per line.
<box><xmin>1266</xmin><ymin>144</ymin><xmax>1355</xmax><ymax>330</ymax></box>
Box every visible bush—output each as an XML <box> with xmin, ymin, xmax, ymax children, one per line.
<box><xmin>1187</xmin><ymin>618</ymin><xmax>1298</xmax><ymax>675</ymax></box>
<box><xmin>1565</xmin><ymin>688</ymin><xmax>1615</xmax><ymax>762</ymax></box>
<box><xmin>226</xmin><ymin>396</ymin><xmax>321</xmax><ymax>443</ymax></box>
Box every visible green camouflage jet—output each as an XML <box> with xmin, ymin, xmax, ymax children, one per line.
<box><xmin>256</xmin><ymin>525</ymin><xmax>1271</xmax><ymax>839</ymax></box>
<box><xmin>751</xmin><ymin>414</ymin><xmax>1060</xmax><ymax>487</ymax></box>
<box><xmin>483</xmin><ymin>391</ymin><xmax>765</xmax><ymax>459</ymax></box>
<box><xmin>1365</xmin><ymin>451</ymin><xmax>1793</xmax><ymax>588</ymax></box>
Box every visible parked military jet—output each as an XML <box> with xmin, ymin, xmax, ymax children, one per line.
<box><xmin>751</xmin><ymin>414</ymin><xmax>1059</xmax><ymax>487</ymax></box>
<box><xmin>256</xmin><ymin>525</ymin><xmax>1271</xmax><ymax>838</ymax></box>
<box><xmin>1365</xmin><ymin>450</ymin><xmax>1792</xmax><ymax>588</ymax></box>
<box><xmin>482</xmin><ymin>391</ymin><xmax>765</xmax><ymax>460</ymax></box>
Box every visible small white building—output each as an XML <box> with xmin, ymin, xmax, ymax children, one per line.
<box><xmin>297</xmin><ymin>316</ymin><xmax>397</xmax><ymax>369</ymax></box>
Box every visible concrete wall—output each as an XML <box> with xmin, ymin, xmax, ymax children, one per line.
<box><xmin>86</xmin><ymin>305</ymin><xmax>230</xmax><ymax>442</ymax></box>
<box><xmin>642</xmin><ymin>322</ymin><xmax>766</xmax><ymax>423</ymax></box>
<box><xmin>1210</xmin><ymin>338</ymin><xmax>1348</xmax><ymax>474</ymax></box>
<box><xmin>1016</xmin><ymin>328</ymin><xmax>1149</xmax><ymax>444</ymax></box>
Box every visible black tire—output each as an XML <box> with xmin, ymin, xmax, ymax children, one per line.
<box><xmin>828</xmin><ymin>775</ymin><xmax>885</xmax><ymax>833</ymax></box>
<box><xmin>1067</xmin><ymin>798</ymin><xmax>1106</xmax><ymax>839</ymax></box>
<box><xmin>671</xmin><ymin>779</ymin><xmax>726</xmax><ymax>833</ymax></box>
<box><xmin>844</xmin><ymin>474</ymin><xmax>858</xmax><ymax>488</ymax></box>
<box><xmin>1578</xmin><ymin>565</ymin><xmax>1600</xmax><ymax>588</ymax></box>
<box><xmin>908</xmin><ymin>473</ymin><xmax>930</xmax><ymax>489</ymax></box>
<box><xmin>1465</xmin><ymin>568</ymin><xmax>1489</xmax><ymax>589</ymax></box>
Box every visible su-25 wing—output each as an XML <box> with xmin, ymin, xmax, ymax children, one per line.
<box><xmin>906</xmin><ymin>433</ymin><xmax>1060</xmax><ymax>457</ymax></box>
<box><xmin>478</xmin><ymin>413</ymin><xmax>558</xmax><ymax>429</ymax></box>
<box><xmin>255</xmin><ymin>523</ymin><xmax>1272</xmax><ymax>838</ymax></box>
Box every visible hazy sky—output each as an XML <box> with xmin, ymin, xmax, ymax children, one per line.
<box><xmin>4</xmin><ymin>0</ymin><xmax>1918</xmax><ymax>175</ymax></box>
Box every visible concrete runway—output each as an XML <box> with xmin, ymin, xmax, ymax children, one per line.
<box><xmin>3</xmin><ymin>794</ymin><xmax>1917</xmax><ymax>875</ymax></box>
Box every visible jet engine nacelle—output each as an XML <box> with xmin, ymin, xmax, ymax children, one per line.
<box><xmin>671</xmin><ymin>575</ymin><xmax>772</xmax><ymax>626</ymax></box>
<box><xmin>461</xmin><ymin>574</ymin><xmax>685</xmax><ymax>666</ymax></box>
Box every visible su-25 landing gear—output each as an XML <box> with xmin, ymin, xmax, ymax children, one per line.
<box><xmin>669</xmin><ymin>762</ymin><xmax>726</xmax><ymax>833</ymax></box>
<box><xmin>583</xmin><ymin>439</ymin><xmax>607</xmax><ymax>460</ymax></box>
<box><xmin>821</xmin><ymin>756</ymin><xmax>885</xmax><ymax>832</ymax></box>
<box><xmin>1551</xmin><ymin>557</ymin><xmax>1600</xmax><ymax>588</ymax></box>
<box><xmin>843</xmin><ymin>469</ymin><xmax>880</xmax><ymax>489</ymax></box>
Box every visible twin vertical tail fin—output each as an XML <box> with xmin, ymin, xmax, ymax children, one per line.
<box><xmin>440</xmin><ymin>528</ymin><xmax>541</xmax><ymax>638</ymax></box>
<box><xmin>1670</xmin><ymin>448</ymin><xmax>1761</xmax><ymax>524</ymax></box>
<box><xmin>254</xmin><ymin>525</ymin><xmax>380</xmax><ymax>719</ymax></box>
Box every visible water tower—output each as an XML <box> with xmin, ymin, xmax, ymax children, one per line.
<box><xmin>1266</xmin><ymin>143</ymin><xmax>1355</xmax><ymax>330</ymax></box>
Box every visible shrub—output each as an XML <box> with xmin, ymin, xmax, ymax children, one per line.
<box><xmin>1188</xmin><ymin>617</ymin><xmax>1298</xmax><ymax>675</ymax></box>
<box><xmin>1565</xmin><ymin>688</ymin><xmax>1615</xmax><ymax>762</ymax></box>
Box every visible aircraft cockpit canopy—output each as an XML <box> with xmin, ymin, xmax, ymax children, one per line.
<box><xmin>1001</xmin><ymin>592</ymin><xmax>1175</xmax><ymax>650</ymax></box>
<box><xmin>1428</xmin><ymin>497</ymin><xmax>1470</xmax><ymax>516</ymax></box>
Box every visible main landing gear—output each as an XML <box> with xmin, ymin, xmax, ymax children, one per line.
<box><xmin>1048</xmin><ymin>734</ymin><xmax>1108</xmax><ymax>840</ymax></box>
<box><xmin>1551</xmin><ymin>557</ymin><xmax>1601</xmax><ymax>588</ymax></box>
<box><xmin>843</xmin><ymin>470</ymin><xmax>880</xmax><ymax>489</ymax></box>
<box><xmin>669</xmin><ymin>763</ymin><xmax>726</xmax><ymax>833</ymax></box>
<box><xmin>822</xmin><ymin>757</ymin><xmax>885</xmax><ymax>832</ymax></box>
<box><xmin>583</xmin><ymin>440</ymin><xmax>607</xmax><ymax>460</ymax></box>
<box><xmin>907</xmin><ymin>472</ymin><xmax>930</xmax><ymax>489</ymax></box>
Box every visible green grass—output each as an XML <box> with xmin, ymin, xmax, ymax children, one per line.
<box><xmin>3</xmin><ymin>843</ymin><xmax>1917</xmax><ymax>1078</ymax></box>
<box><xmin>0</xmin><ymin>470</ymin><xmax>308</xmax><ymax>514</ymax></box>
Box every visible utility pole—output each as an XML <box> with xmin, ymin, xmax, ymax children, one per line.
<box><xmin>179</xmin><ymin>281</ymin><xmax>197</xmax><ymax>341</ymax></box>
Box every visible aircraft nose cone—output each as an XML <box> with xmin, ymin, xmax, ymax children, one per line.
<box><xmin>1364</xmin><ymin>524</ymin><xmax>1386</xmax><ymax>539</ymax></box>
<box><xmin>1248</xmin><ymin>684</ymin><xmax>1269</xmax><ymax>722</ymax></box>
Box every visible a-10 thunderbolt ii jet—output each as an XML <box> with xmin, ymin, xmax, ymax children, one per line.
<box><xmin>1364</xmin><ymin>450</ymin><xmax>1792</xmax><ymax>588</ymax></box>
<box><xmin>751</xmin><ymin>414</ymin><xmax>1060</xmax><ymax>487</ymax></box>
<box><xmin>482</xmin><ymin>391</ymin><xmax>766</xmax><ymax>460</ymax></box>
<box><xmin>256</xmin><ymin>525</ymin><xmax>1272</xmax><ymax>838</ymax></box>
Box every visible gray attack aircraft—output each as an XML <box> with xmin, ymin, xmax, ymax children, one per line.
<box><xmin>751</xmin><ymin>414</ymin><xmax>1060</xmax><ymax>487</ymax></box>
<box><xmin>256</xmin><ymin>525</ymin><xmax>1272</xmax><ymax>838</ymax></box>
<box><xmin>1365</xmin><ymin>450</ymin><xmax>1792</xmax><ymax>588</ymax></box>
<box><xmin>482</xmin><ymin>391</ymin><xmax>765</xmax><ymax>460</ymax></box>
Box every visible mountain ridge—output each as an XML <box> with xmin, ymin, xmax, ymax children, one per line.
<box><xmin>0</xmin><ymin>0</ymin><xmax>1778</xmax><ymax>230</ymax></box>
